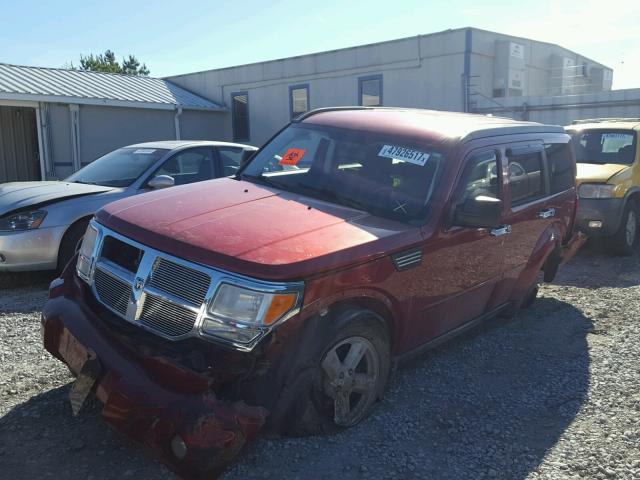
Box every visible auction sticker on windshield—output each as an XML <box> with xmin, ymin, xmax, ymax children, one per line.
<box><xmin>279</xmin><ymin>148</ymin><xmax>306</xmax><ymax>166</ymax></box>
<box><xmin>133</xmin><ymin>149</ymin><xmax>157</xmax><ymax>154</ymax></box>
<box><xmin>378</xmin><ymin>145</ymin><xmax>430</xmax><ymax>166</ymax></box>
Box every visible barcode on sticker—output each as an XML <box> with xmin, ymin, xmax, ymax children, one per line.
<box><xmin>378</xmin><ymin>145</ymin><xmax>430</xmax><ymax>166</ymax></box>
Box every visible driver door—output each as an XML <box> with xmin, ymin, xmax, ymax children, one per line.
<box><xmin>407</xmin><ymin>148</ymin><xmax>507</xmax><ymax>348</ymax></box>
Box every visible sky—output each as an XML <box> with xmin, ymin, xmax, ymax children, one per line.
<box><xmin>0</xmin><ymin>0</ymin><xmax>638</xmax><ymax>90</ymax></box>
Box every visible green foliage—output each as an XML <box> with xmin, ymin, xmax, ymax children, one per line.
<box><xmin>74</xmin><ymin>50</ymin><xmax>150</xmax><ymax>76</ymax></box>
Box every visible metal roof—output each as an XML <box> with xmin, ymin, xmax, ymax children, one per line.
<box><xmin>0</xmin><ymin>63</ymin><xmax>223</xmax><ymax>111</ymax></box>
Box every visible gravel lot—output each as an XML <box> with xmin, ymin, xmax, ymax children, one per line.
<box><xmin>1</xmin><ymin>244</ymin><xmax>639</xmax><ymax>479</ymax></box>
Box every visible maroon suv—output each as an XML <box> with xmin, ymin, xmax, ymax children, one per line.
<box><xmin>41</xmin><ymin>108</ymin><xmax>585</xmax><ymax>478</ymax></box>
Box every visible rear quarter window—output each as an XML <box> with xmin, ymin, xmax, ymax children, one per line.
<box><xmin>545</xmin><ymin>143</ymin><xmax>574</xmax><ymax>194</ymax></box>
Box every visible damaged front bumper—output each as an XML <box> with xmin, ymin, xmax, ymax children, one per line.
<box><xmin>41</xmin><ymin>277</ymin><xmax>268</xmax><ymax>479</ymax></box>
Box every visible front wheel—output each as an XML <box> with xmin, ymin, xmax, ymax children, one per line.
<box><xmin>268</xmin><ymin>309</ymin><xmax>391</xmax><ymax>436</ymax></box>
<box><xmin>608</xmin><ymin>203</ymin><xmax>637</xmax><ymax>256</ymax></box>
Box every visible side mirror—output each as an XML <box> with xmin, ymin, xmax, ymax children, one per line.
<box><xmin>147</xmin><ymin>175</ymin><xmax>175</xmax><ymax>189</ymax></box>
<box><xmin>454</xmin><ymin>196</ymin><xmax>503</xmax><ymax>229</ymax></box>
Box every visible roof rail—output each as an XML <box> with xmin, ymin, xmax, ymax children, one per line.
<box><xmin>572</xmin><ymin>118</ymin><xmax>640</xmax><ymax>124</ymax></box>
<box><xmin>293</xmin><ymin>106</ymin><xmax>373</xmax><ymax>122</ymax></box>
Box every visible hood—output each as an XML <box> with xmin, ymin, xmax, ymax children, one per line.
<box><xmin>96</xmin><ymin>178</ymin><xmax>419</xmax><ymax>280</ymax></box>
<box><xmin>0</xmin><ymin>181</ymin><xmax>114</xmax><ymax>217</ymax></box>
<box><xmin>576</xmin><ymin>163</ymin><xmax>629</xmax><ymax>185</ymax></box>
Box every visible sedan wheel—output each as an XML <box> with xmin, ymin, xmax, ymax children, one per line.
<box><xmin>321</xmin><ymin>336</ymin><xmax>380</xmax><ymax>427</ymax></box>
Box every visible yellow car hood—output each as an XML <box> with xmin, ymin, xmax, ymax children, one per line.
<box><xmin>576</xmin><ymin>163</ymin><xmax>628</xmax><ymax>184</ymax></box>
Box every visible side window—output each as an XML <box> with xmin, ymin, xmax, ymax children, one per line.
<box><xmin>217</xmin><ymin>147</ymin><xmax>245</xmax><ymax>176</ymax></box>
<box><xmin>151</xmin><ymin>147</ymin><xmax>215</xmax><ymax>186</ymax></box>
<box><xmin>545</xmin><ymin>143</ymin><xmax>574</xmax><ymax>194</ymax></box>
<box><xmin>460</xmin><ymin>151</ymin><xmax>500</xmax><ymax>203</ymax></box>
<box><xmin>507</xmin><ymin>148</ymin><xmax>545</xmax><ymax>206</ymax></box>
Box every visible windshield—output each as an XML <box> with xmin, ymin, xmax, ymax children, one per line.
<box><xmin>65</xmin><ymin>147</ymin><xmax>169</xmax><ymax>187</ymax></box>
<box><xmin>241</xmin><ymin>123</ymin><xmax>445</xmax><ymax>224</ymax></box>
<box><xmin>570</xmin><ymin>129</ymin><xmax>637</xmax><ymax>165</ymax></box>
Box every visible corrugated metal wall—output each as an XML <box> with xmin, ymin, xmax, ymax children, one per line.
<box><xmin>0</xmin><ymin>106</ymin><xmax>39</xmax><ymax>182</ymax></box>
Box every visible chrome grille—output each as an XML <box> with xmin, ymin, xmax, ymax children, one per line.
<box><xmin>139</xmin><ymin>293</ymin><xmax>199</xmax><ymax>337</ymax></box>
<box><xmin>94</xmin><ymin>268</ymin><xmax>131</xmax><ymax>316</ymax></box>
<box><xmin>148</xmin><ymin>258</ymin><xmax>210</xmax><ymax>306</ymax></box>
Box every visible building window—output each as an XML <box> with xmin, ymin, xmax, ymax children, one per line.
<box><xmin>358</xmin><ymin>74</ymin><xmax>383</xmax><ymax>107</ymax></box>
<box><xmin>289</xmin><ymin>84</ymin><xmax>309</xmax><ymax>119</ymax></box>
<box><xmin>231</xmin><ymin>91</ymin><xmax>249</xmax><ymax>141</ymax></box>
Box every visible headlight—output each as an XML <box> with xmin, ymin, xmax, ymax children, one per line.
<box><xmin>76</xmin><ymin>223</ymin><xmax>99</xmax><ymax>282</ymax></box>
<box><xmin>579</xmin><ymin>184</ymin><xmax>615</xmax><ymax>199</ymax></box>
<box><xmin>201</xmin><ymin>283</ymin><xmax>300</xmax><ymax>345</ymax></box>
<box><xmin>0</xmin><ymin>210</ymin><xmax>47</xmax><ymax>231</ymax></box>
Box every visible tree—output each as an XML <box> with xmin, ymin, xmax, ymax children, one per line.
<box><xmin>73</xmin><ymin>50</ymin><xmax>150</xmax><ymax>76</ymax></box>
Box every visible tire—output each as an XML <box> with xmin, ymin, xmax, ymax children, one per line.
<box><xmin>267</xmin><ymin>308</ymin><xmax>391</xmax><ymax>436</ymax></box>
<box><xmin>520</xmin><ymin>284</ymin><xmax>539</xmax><ymax>309</ymax></box>
<box><xmin>608</xmin><ymin>202</ymin><xmax>637</xmax><ymax>256</ymax></box>
<box><xmin>57</xmin><ymin>220</ymin><xmax>90</xmax><ymax>272</ymax></box>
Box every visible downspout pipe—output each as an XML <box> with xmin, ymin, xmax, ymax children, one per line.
<box><xmin>462</xmin><ymin>27</ymin><xmax>473</xmax><ymax>113</ymax></box>
<box><xmin>174</xmin><ymin>106</ymin><xmax>183</xmax><ymax>140</ymax></box>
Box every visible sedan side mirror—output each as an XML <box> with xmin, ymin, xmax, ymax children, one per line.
<box><xmin>454</xmin><ymin>196</ymin><xmax>503</xmax><ymax>229</ymax></box>
<box><xmin>148</xmin><ymin>175</ymin><xmax>175</xmax><ymax>189</ymax></box>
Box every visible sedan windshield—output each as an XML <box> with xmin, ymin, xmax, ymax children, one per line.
<box><xmin>66</xmin><ymin>147</ymin><xmax>169</xmax><ymax>187</ymax></box>
<box><xmin>570</xmin><ymin>129</ymin><xmax>637</xmax><ymax>165</ymax></box>
<box><xmin>241</xmin><ymin>123</ymin><xmax>444</xmax><ymax>224</ymax></box>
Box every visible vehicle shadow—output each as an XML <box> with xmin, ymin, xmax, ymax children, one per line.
<box><xmin>0</xmin><ymin>385</ymin><xmax>173</xmax><ymax>479</ymax></box>
<box><xmin>552</xmin><ymin>239</ymin><xmax>640</xmax><ymax>288</ymax></box>
<box><xmin>223</xmin><ymin>296</ymin><xmax>592</xmax><ymax>480</ymax></box>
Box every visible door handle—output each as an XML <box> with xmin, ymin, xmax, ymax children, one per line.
<box><xmin>538</xmin><ymin>208</ymin><xmax>556</xmax><ymax>219</ymax></box>
<box><xmin>490</xmin><ymin>225</ymin><xmax>512</xmax><ymax>237</ymax></box>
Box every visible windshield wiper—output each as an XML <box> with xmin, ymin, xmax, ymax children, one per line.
<box><xmin>72</xmin><ymin>180</ymin><xmax>98</xmax><ymax>185</ymax></box>
<box><xmin>241</xmin><ymin>174</ymin><xmax>285</xmax><ymax>190</ymax></box>
<box><xmin>293</xmin><ymin>183</ymin><xmax>368</xmax><ymax>212</ymax></box>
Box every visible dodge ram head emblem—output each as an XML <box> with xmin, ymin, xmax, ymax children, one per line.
<box><xmin>134</xmin><ymin>277</ymin><xmax>144</xmax><ymax>291</ymax></box>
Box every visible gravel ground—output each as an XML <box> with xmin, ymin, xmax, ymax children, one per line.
<box><xmin>1</xmin><ymin>244</ymin><xmax>639</xmax><ymax>479</ymax></box>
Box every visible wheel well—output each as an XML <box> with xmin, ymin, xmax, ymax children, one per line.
<box><xmin>627</xmin><ymin>192</ymin><xmax>640</xmax><ymax>208</ymax></box>
<box><xmin>323</xmin><ymin>297</ymin><xmax>397</xmax><ymax>351</ymax></box>
<box><xmin>57</xmin><ymin>216</ymin><xmax>93</xmax><ymax>259</ymax></box>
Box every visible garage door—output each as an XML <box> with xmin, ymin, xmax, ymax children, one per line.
<box><xmin>0</xmin><ymin>106</ymin><xmax>40</xmax><ymax>183</ymax></box>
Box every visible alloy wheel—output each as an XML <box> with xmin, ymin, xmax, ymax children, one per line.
<box><xmin>320</xmin><ymin>336</ymin><xmax>380</xmax><ymax>427</ymax></box>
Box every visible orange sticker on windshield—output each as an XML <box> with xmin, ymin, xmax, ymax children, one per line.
<box><xmin>279</xmin><ymin>148</ymin><xmax>305</xmax><ymax>166</ymax></box>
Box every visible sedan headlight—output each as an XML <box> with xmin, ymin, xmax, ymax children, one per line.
<box><xmin>76</xmin><ymin>223</ymin><xmax>99</xmax><ymax>282</ymax></box>
<box><xmin>0</xmin><ymin>210</ymin><xmax>47</xmax><ymax>231</ymax></box>
<box><xmin>201</xmin><ymin>283</ymin><xmax>301</xmax><ymax>345</ymax></box>
<box><xmin>579</xmin><ymin>183</ymin><xmax>615</xmax><ymax>199</ymax></box>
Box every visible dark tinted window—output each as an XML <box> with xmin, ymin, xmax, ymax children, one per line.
<box><xmin>151</xmin><ymin>147</ymin><xmax>215</xmax><ymax>186</ymax></box>
<box><xmin>218</xmin><ymin>147</ymin><xmax>245</xmax><ymax>176</ymax></box>
<box><xmin>508</xmin><ymin>149</ymin><xmax>544</xmax><ymax>206</ymax></box>
<box><xmin>231</xmin><ymin>92</ymin><xmax>249</xmax><ymax>141</ymax></box>
<box><xmin>570</xmin><ymin>129</ymin><xmax>636</xmax><ymax>165</ymax></box>
<box><xmin>546</xmin><ymin>143</ymin><xmax>574</xmax><ymax>194</ymax></box>
<box><xmin>359</xmin><ymin>75</ymin><xmax>382</xmax><ymax>107</ymax></box>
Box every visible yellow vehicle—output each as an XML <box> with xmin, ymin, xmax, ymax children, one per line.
<box><xmin>566</xmin><ymin>118</ymin><xmax>640</xmax><ymax>255</ymax></box>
